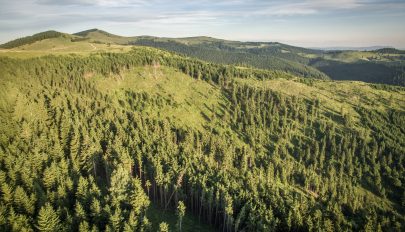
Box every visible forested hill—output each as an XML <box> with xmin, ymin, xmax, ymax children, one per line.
<box><xmin>2</xmin><ymin>29</ymin><xmax>405</xmax><ymax>86</ymax></box>
<box><xmin>74</xmin><ymin>29</ymin><xmax>329</xmax><ymax>79</ymax></box>
<box><xmin>129</xmin><ymin>38</ymin><xmax>405</xmax><ymax>86</ymax></box>
<box><xmin>0</xmin><ymin>45</ymin><xmax>404</xmax><ymax>231</ymax></box>
<box><xmin>130</xmin><ymin>38</ymin><xmax>329</xmax><ymax>80</ymax></box>
<box><xmin>73</xmin><ymin>29</ymin><xmax>136</xmax><ymax>45</ymax></box>
<box><xmin>0</xmin><ymin>31</ymin><xmax>67</xmax><ymax>49</ymax></box>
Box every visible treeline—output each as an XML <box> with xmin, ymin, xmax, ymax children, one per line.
<box><xmin>375</xmin><ymin>48</ymin><xmax>405</xmax><ymax>54</ymax></box>
<box><xmin>0</xmin><ymin>30</ymin><xmax>65</xmax><ymax>49</ymax></box>
<box><xmin>0</xmin><ymin>47</ymin><xmax>404</xmax><ymax>231</ymax></box>
<box><xmin>0</xmin><ymin>47</ymin><xmax>293</xmax><ymax>86</ymax></box>
<box><xmin>131</xmin><ymin>39</ymin><xmax>329</xmax><ymax>80</ymax></box>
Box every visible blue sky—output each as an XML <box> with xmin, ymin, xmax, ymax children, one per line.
<box><xmin>0</xmin><ymin>0</ymin><xmax>404</xmax><ymax>48</ymax></box>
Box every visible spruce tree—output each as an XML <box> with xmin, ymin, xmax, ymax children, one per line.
<box><xmin>36</xmin><ymin>203</ymin><xmax>61</xmax><ymax>232</ymax></box>
<box><xmin>177</xmin><ymin>201</ymin><xmax>186</xmax><ymax>232</ymax></box>
<box><xmin>159</xmin><ymin>222</ymin><xmax>169</xmax><ymax>232</ymax></box>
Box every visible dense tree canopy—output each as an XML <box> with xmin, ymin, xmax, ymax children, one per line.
<box><xmin>0</xmin><ymin>46</ymin><xmax>404</xmax><ymax>231</ymax></box>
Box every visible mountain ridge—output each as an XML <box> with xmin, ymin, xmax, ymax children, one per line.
<box><xmin>3</xmin><ymin>29</ymin><xmax>401</xmax><ymax>51</ymax></box>
<box><xmin>1</xmin><ymin>29</ymin><xmax>405</xmax><ymax>86</ymax></box>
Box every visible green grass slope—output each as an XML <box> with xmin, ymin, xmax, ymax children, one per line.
<box><xmin>0</xmin><ymin>37</ymin><xmax>133</xmax><ymax>59</ymax></box>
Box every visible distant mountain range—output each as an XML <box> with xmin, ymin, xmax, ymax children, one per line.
<box><xmin>310</xmin><ymin>46</ymin><xmax>395</xmax><ymax>51</ymax></box>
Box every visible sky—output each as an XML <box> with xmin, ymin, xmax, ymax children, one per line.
<box><xmin>0</xmin><ymin>0</ymin><xmax>405</xmax><ymax>48</ymax></box>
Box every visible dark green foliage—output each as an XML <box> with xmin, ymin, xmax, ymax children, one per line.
<box><xmin>311</xmin><ymin>58</ymin><xmax>405</xmax><ymax>86</ymax></box>
<box><xmin>0</xmin><ymin>30</ymin><xmax>65</xmax><ymax>49</ymax></box>
<box><xmin>71</xmin><ymin>37</ymin><xmax>89</xmax><ymax>42</ymax></box>
<box><xmin>375</xmin><ymin>48</ymin><xmax>405</xmax><ymax>54</ymax></box>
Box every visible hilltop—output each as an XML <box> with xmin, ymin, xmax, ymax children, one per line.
<box><xmin>73</xmin><ymin>28</ymin><xmax>136</xmax><ymax>44</ymax></box>
<box><xmin>0</xmin><ymin>30</ymin><xmax>69</xmax><ymax>49</ymax></box>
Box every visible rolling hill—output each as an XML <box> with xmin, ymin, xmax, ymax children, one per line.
<box><xmin>3</xmin><ymin>29</ymin><xmax>405</xmax><ymax>86</ymax></box>
<box><xmin>0</xmin><ymin>30</ymin><xmax>69</xmax><ymax>49</ymax></box>
<box><xmin>0</xmin><ymin>29</ymin><xmax>405</xmax><ymax>86</ymax></box>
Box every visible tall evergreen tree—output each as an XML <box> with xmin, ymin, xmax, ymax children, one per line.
<box><xmin>36</xmin><ymin>203</ymin><xmax>61</xmax><ymax>232</ymax></box>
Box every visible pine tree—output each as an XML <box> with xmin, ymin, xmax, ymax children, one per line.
<box><xmin>109</xmin><ymin>207</ymin><xmax>123</xmax><ymax>231</ymax></box>
<box><xmin>110</xmin><ymin>165</ymin><xmax>131</xmax><ymax>207</ymax></box>
<box><xmin>145</xmin><ymin>180</ymin><xmax>151</xmax><ymax>198</ymax></box>
<box><xmin>36</xmin><ymin>203</ymin><xmax>61</xmax><ymax>232</ymax></box>
<box><xmin>13</xmin><ymin>186</ymin><xmax>32</xmax><ymax>215</ymax></box>
<box><xmin>78</xmin><ymin>221</ymin><xmax>90</xmax><ymax>232</ymax></box>
<box><xmin>159</xmin><ymin>222</ymin><xmax>169</xmax><ymax>232</ymax></box>
<box><xmin>177</xmin><ymin>201</ymin><xmax>186</xmax><ymax>232</ymax></box>
<box><xmin>1</xmin><ymin>183</ymin><xmax>13</xmax><ymax>204</ymax></box>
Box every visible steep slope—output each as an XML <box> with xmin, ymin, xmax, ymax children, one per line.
<box><xmin>0</xmin><ymin>47</ymin><xmax>404</xmax><ymax>231</ymax></box>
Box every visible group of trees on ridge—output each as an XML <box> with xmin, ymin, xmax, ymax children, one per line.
<box><xmin>0</xmin><ymin>31</ymin><xmax>65</xmax><ymax>49</ymax></box>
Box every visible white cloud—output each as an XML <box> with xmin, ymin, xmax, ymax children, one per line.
<box><xmin>36</xmin><ymin>0</ymin><xmax>149</xmax><ymax>6</ymax></box>
<box><xmin>308</xmin><ymin>0</ymin><xmax>363</xmax><ymax>9</ymax></box>
<box><xmin>253</xmin><ymin>0</ymin><xmax>364</xmax><ymax>16</ymax></box>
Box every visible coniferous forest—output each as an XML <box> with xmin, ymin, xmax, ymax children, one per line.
<box><xmin>0</xmin><ymin>33</ymin><xmax>404</xmax><ymax>232</ymax></box>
